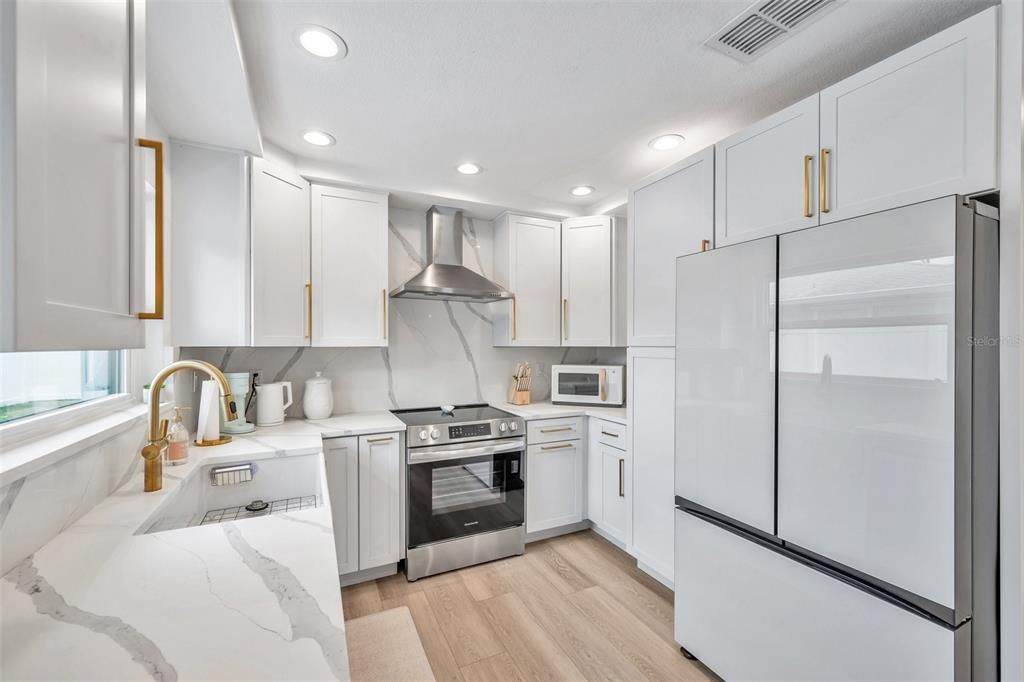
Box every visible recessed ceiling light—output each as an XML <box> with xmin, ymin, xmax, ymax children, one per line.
<box><xmin>570</xmin><ymin>185</ymin><xmax>594</xmax><ymax>197</ymax></box>
<box><xmin>457</xmin><ymin>163</ymin><xmax>481</xmax><ymax>175</ymax></box>
<box><xmin>303</xmin><ymin>130</ymin><xmax>336</xmax><ymax>147</ymax></box>
<box><xmin>649</xmin><ymin>133</ymin><xmax>686</xmax><ymax>151</ymax></box>
<box><xmin>295</xmin><ymin>25</ymin><xmax>347</xmax><ymax>60</ymax></box>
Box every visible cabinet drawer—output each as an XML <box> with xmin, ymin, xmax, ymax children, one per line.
<box><xmin>593</xmin><ymin>420</ymin><xmax>626</xmax><ymax>449</ymax></box>
<box><xmin>527</xmin><ymin>417</ymin><xmax>584</xmax><ymax>444</ymax></box>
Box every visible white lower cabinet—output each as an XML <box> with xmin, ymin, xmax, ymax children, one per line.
<box><xmin>675</xmin><ymin>509</ymin><xmax>957</xmax><ymax>681</ymax></box>
<box><xmin>526</xmin><ymin>440</ymin><xmax>583</xmax><ymax>533</ymax></box>
<box><xmin>323</xmin><ymin>436</ymin><xmax>359</xmax><ymax>575</ymax></box>
<box><xmin>324</xmin><ymin>432</ymin><xmax>402</xmax><ymax>576</ymax></box>
<box><xmin>358</xmin><ymin>433</ymin><xmax>402</xmax><ymax>570</ymax></box>
<box><xmin>587</xmin><ymin>419</ymin><xmax>631</xmax><ymax>547</ymax></box>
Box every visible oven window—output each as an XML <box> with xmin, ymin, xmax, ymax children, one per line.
<box><xmin>558</xmin><ymin>372</ymin><xmax>599</xmax><ymax>397</ymax></box>
<box><xmin>432</xmin><ymin>460</ymin><xmax>505</xmax><ymax>514</ymax></box>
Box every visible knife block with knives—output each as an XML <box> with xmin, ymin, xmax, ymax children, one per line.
<box><xmin>508</xmin><ymin>362</ymin><xmax>532</xmax><ymax>405</ymax></box>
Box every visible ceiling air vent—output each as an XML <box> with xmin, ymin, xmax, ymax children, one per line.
<box><xmin>706</xmin><ymin>0</ymin><xmax>844</xmax><ymax>62</ymax></box>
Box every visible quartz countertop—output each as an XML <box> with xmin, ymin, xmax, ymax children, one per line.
<box><xmin>497</xmin><ymin>401</ymin><xmax>629</xmax><ymax>426</ymax></box>
<box><xmin>0</xmin><ymin>412</ymin><xmax>403</xmax><ymax>682</ymax></box>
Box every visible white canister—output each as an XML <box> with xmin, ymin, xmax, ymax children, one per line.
<box><xmin>303</xmin><ymin>371</ymin><xmax>334</xmax><ymax>420</ymax></box>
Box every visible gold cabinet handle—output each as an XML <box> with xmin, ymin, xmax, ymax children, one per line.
<box><xmin>700</xmin><ymin>239</ymin><xmax>711</xmax><ymax>252</ymax></box>
<box><xmin>382</xmin><ymin>289</ymin><xmax>388</xmax><ymax>339</ymax></box>
<box><xmin>618</xmin><ymin>458</ymin><xmax>625</xmax><ymax>497</ymax></box>
<box><xmin>541</xmin><ymin>443</ymin><xmax>573</xmax><ymax>451</ymax></box>
<box><xmin>820</xmin><ymin>148</ymin><xmax>830</xmax><ymax>214</ymax></box>
<box><xmin>511</xmin><ymin>297</ymin><xmax>517</xmax><ymax>341</ymax></box>
<box><xmin>540</xmin><ymin>426</ymin><xmax>573</xmax><ymax>433</ymax></box>
<box><xmin>137</xmin><ymin>138</ymin><xmax>164</xmax><ymax>319</ymax></box>
<box><xmin>367</xmin><ymin>436</ymin><xmax>394</xmax><ymax>444</ymax></box>
<box><xmin>803</xmin><ymin>154</ymin><xmax>813</xmax><ymax>218</ymax></box>
<box><xmin>305</xmin><ymin>283</ymin><xmax>312</xmax><ymax>338</ymax></box>
<box><xmin>562</xmin><ymin>298</ymin><xmax>568</xmax><ymax>340</ymax></box>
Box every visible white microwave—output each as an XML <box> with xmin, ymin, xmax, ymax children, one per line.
<box><xmin>551</xmin><ymin>365</ymin><xmax>624</xmax><ymax>407</ymax></box>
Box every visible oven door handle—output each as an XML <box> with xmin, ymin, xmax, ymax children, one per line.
<box><xmin>408</xmin><ymin>439</ymin><xmax>524</xmax><ymax>464</ymax></box>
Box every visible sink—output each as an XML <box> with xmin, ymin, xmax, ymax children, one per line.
<box><xmin>138</xmin><ymin>454</ymin><xmax>322</xmax><ymax>534</ymax></box>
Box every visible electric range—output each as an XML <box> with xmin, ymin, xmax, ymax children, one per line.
<box><xmin>393</xmin><ymin>404</ymin><xmax>526</xmax><ymax>580</ymax></box>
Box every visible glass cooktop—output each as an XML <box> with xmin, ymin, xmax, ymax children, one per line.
<box><xmin>392</xmin><ymin>404</ymin><xmax>515</xmax><ymax>427</ymax></box>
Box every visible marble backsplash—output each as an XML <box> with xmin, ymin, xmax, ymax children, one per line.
<box><xmin>182</xmin><ymin>206</ymin><xmax>625</xmax><ymax>419</ymax></box>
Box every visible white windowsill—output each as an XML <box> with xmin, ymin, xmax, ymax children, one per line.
<box><xmin>0</xmin><ymin>394</ymin><xmax>167</xmax><ymax>488</ymax></box>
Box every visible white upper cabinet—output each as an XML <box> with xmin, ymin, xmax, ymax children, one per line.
<box><xmin>715</xmin><ymin>94</ymin><xmax>820</xmax><ymax>247</ymax></box>
<box><xmin>1</xmin><ymin>0</ymin><xmax>145</xmax><ymax>350</ymax></box>
<box><xmin>171</xmin><ymin>143</ymin><xmax>251</xmax><ymax>347</ymax></box>
<box><xmin>561</xmin><ymin>216</ymin><xmax>626</xmax><ymax>347</ymax></box>
<box><xmin>628</xmin><ymin>146</ymin><xmax>714</xmax><ymax>346</ymax></box>
<box><xmin>311</xmin><ymin>185</ymin><xmax>389</xmax><ymax>347</ymax></box>
<box><xmin>493</xmin><ymin>214</ymin><xmax>562</xmax><ymax>347</ymax></box>
<box><xmin>252</xmin><ymin>159</ymin><xmax>310</xmax><ymax>347</ymax></box>
<box><xmin>819</xmin><ymin>8</ymin><xmax>997</xmax><ymax>224</ymax></box>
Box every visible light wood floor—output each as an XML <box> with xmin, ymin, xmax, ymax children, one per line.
<box><xmin>342</xmin><ymin>530</ymin><xmax>716</xmax><ymax>681</ymax></box>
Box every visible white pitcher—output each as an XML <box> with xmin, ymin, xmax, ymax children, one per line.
<box><xmin>255</xmin><ymin>381</ymin><xmax>293</xmax><ymax>426</ymax></box>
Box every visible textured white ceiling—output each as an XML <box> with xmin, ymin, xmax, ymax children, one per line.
<box><xmin>233</xmin><ymin>0</ymin><xmax>995</xmax><ymax>217</ymax></box>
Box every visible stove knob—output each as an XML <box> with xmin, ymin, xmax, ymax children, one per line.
<box><xmin>498</xmin><ymin>422</ymin><xmax>508</xmax><ymax>433</ymax></box>
<box><xmin>418</xmin><ymin>429</ymin><xmax>428</xmax><ymax>441</ymax></box>
<box><xmin>509</xmin><ymin>421</ymin><xmax>518</xmax><ymax>431</ymax></box>
<box><xmin>430</xmin><ymin>429</ymin><xmax>440</xmax><ymax>439</ymax></box>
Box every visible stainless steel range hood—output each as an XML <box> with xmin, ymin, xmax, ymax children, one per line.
<box><xmin>390</xmin><ymin>206</ymin><xmax>512</xmax><ymax>302</ymax></box>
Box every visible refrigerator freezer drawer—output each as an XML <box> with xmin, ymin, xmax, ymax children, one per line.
<box><xmin>675</xmin><ymin>508</ymin><xmax>965</xmax><ymax>681</ymax></box>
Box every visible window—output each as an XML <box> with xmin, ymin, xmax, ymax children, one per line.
<box><xmin>0</xmin><ymin>351</ymin><xmax>123</xmax><ymax>424</ymax></box>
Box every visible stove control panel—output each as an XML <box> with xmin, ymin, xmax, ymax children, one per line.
<box><xmin>449</xmin><ymin>423</ymin><xmax>492</xmax><ymax>440</ymax></box>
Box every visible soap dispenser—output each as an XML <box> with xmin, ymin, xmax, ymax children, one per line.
<box><xmin>166</xmin><ymin>406</ymin><xmax>191</xmax><ymax>466</ymax></box>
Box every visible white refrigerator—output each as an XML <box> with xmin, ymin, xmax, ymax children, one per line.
<box><xmin>673</xmin><ymin>195</ymin><xmax>998</xmax><ymax>681</ymax></box>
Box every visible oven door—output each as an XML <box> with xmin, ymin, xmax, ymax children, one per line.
<box><xmin>407</xmin><ymin>438</ymin><xmax>525</xmax><ymax>548</ymax></box>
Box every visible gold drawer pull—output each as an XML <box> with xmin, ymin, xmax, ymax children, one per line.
<box><xmin>600</xmin><ymin>430</ymin><xmax>619</xmax><ymax>438</ymax></box>
<box><xmin>820</xmin><ymin>148</ymin><xmax>830</xmax><ymax>214</ymax></box>
<box><xmin>562</xmin><ymin>298</ymin><xmax>568</xmax><ymax>340</ymax></box>
<box><xmin>541</xmin><ymin>443</ymin><xmax>573</xmax><ymax>451</ymax></box>
<box><xmin>511</xmin><ymin>297</ymin><xmax>517</xmax><ymax>341</ymax></box>
<box><xmin>367</xmin><ymin>436</ymin><xmax>394</xmax><ymax>444</ymax></box>
<box><xmin>382</xmin><ymin>289</ymin><xmax>388</xmax><ymax>339</ymax></box>
<box><xmin>803</xmin><ymin>154</ymin><xmax>813</xmax><ymax>218</ymax></box>
<box><xmin>137</xmin><ymin>138</ymin><xmax>164</xmax><ymax>320</ymax></box>
<box><xmin>305</xmin><ymin>283</ymin><xmax>312</xmax><ymax>338</ymax></box>
<box><xmin>540</xmin><ymin>426</ymin><xmax>573</xmax><ymax>433</ymax></box>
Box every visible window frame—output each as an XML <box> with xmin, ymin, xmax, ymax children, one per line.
<box><xmin>0</xmin><ymin>350</ymin><xmax>134</xmax><ymax>451</ymax></box>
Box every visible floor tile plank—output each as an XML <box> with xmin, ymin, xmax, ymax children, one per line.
<box><xmin>460</xmin><ymin>652</ymin><xmax>525</xmax><ymax>682</ymax></box>
<box><xmin>424</xmin><ymin>580</ymin><xmax>507</xmax><ymax>666</ymax></box>
<box><xmin>341</xmin><ymin>580</ymin><xmax>383</xmax><ymax>621</ymax></box>
<box><xmin>405</xmin><ymin>590</ymin><xmax>464</xmax><ymax>682</ymax></box>
<box><xmin>523</xmin><ymin>543</ymin><xmax>593</xmax><ymax>595</ymax></box>
<box><xmin>480</xmin><ymin>592</ymin><xmax>586</xmax><ymax>681</ymax></box>
<box><xmin>568</xmin><ymin>586</ymin><xmax>712</xmax><ymax>682</ymax></box>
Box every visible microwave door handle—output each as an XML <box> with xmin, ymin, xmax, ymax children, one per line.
<box><xmin>599</xmin><ymin>369</ymin><xmax>607</xmax><ymax>402</ymax></box>
<box><xmin>408</xmin><ymin>440</ymin><xmax>524</xmax><ymax>464</ymax></box>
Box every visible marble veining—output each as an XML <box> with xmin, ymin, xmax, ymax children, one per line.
<box><xmin>380</xmin><ymin>348</ymin><xmax>399</xmax><ymax>408</ymax></box>
<box><xmin>273</xmin><ymin>347</ymin><xmax>307</xmax><ymax>383</ymax></box>
<box><xmin>7</xmin><ymin>557</ymin><xmax>178</xmax><ymax>682</ymax></box>
<box><xmin>443</xmin><ymin>300</ymin><xmax>485</xmax><ymax>403</ymax></box>
<box><xmin>224</xmin><ymin>523</ymin><xmax>347</xmax><ymax>680</ymax></box>
<box><xmin>0</xmin><ymin>478</ymin><xmax>25</xmax><ymax>530</ymax></box>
